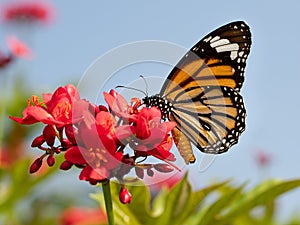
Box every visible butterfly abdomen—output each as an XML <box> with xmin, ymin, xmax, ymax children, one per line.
<box><xmin>143</xmin><ymin>95</ymin><xmax>196</xmax><ymax>164</ymax></box>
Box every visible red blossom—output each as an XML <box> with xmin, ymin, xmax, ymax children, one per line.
<box><xmin>130</xmin><ymin>107</ymin><xmax>176</xmax><ymax>162</ymax></box>
<box><xmin>1</xmin><ymin>1</ymin><xmax>54</xmax><ymax>24</ymax></box>
<box><xmin>10</xmin><ymin>86</ymin><xmax>179</xmax><ymax>195</ymax></box>
<box><xmin>104</xmin><ymin>89</ymin><xmax>140</xmax><ymax>121</ymax></box>
<box><xmin>63</xmin><ymin>111</ymin><xmax>124</xmax><ymax>184</ymax></box>
<box><xmin>60</xmin><ymin>207</ymin><xmax>107</xmax><ymax>225</ymax></box>
<box><xmin>9</xmin><ymin>84</ymin><xmax>83</xmax><ymax>127</ymax></box>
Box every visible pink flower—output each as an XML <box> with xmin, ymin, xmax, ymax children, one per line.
<box><xmin>254</xmin><ymin>149</ymin><xmax>272</xmax><ymax>167</ymax></box>
<box><xmin>1</xmin><ymin>1</ymin><xmax>54</xmax><ymax>24</ymax></box>
<box><xmin>0</xmin><ymin>35</ymin><xmax>32</xmax><ymax>69</ymax></box>
<box><xmin>147</xmin><ymin>172</ymin><xmax>183</xmax><ymax>191</ymax></box>
<box><xmin>6</xmin><ymin>35</ymin><xmax>33</xmax><ymax>59</ymax></box>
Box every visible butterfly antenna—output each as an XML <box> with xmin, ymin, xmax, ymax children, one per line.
<box><xmin>115</xmin><ymin>85</ymin><xmax>147</xmax><ymax>96</ymax></box>
<box><xmin>139</xmin><ymin>75</ymin><xmax>149</xmax><ymax>96</ymax></box>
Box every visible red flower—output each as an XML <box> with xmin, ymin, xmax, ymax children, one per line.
<box><xmin>104</xmin><ymin>89</ymin><xmax>140</xmax><ymax>121</ymax></box>
<box><xmin>60</xmin><ymin>207</ymin><xmax>107</xmax><ymax>225</ymax></box>
<box><xmin>63</xmin><ymin>111</ymin><xmax>124</xmax><ymax>184</ymax></box>
<box><xmin>130</xmin><ymin>107</ymin><xmax>176</xmax><ymax>161</ymax></box>
<box><xmin>1</xmin><ymin>1</ymin><xmax>54</xmax><ymax>24</ymax></box>
<box><xmin>9</xmin><ymin>84</ymin><xmax>83</xmax><ymax>127</ymax></box>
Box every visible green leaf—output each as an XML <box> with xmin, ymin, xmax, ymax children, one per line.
<box><xmin>152</xmin><ymin>173</ymin><xmax>191</xmax><ymax>225</ymax></box>
<box><xmin>221</xmin><ymin>179</ymin><xmax>300</xmax><ymax>223</ymax></box>
<box><xmin>151</xmin><ymin>188</ymin><xmax>168</xmax><ymax>217</ymax></box>
<box><xmin>176</xmin><ymin>180</ymin><xmax>230</xmax><ymax>225</ymax></box>
<box><xmin>193</xmin><ymin>183</ymin><xmax>244</xmax><ymax>225</ymax></box>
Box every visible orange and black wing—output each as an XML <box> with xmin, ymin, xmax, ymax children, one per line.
<box><xmin>160</xmin><ymin>21</ymin><xmax>251</xmax><ymax>163</ymax></box>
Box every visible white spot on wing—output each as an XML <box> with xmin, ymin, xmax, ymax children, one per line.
<box><xmin>210</xmin><ymin>39</ymin><xmax>230</xmax><ymax>48</ymax></box>
<box><xmin>215</xmin><ymin>43</ymin><xmax>239</xmax><ymax>52</ymax></box>
<box><xmin>210</xmin><ymin>36</ymin><xmax>220</xmax><ymax>43</ymax></box>
<box><xmin>203</xmin><ymin>36</ymin><xmax>212</xmax><ymax>42</ymax></box>
<box><xmin>230</xmin><ymin>51</ymin><xmax>238</xmax><ymax>60</ymax></box>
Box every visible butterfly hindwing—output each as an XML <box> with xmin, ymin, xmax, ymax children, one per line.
<box><xmin>170</xmin><ymin>86</ymin><xmax>246</xmax><ymax>155</ymax></box>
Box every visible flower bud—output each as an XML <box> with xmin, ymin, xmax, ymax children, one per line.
<box><xmin>153</xmin><ymin>163</ymin><xmax>174</xmax><ymax>173</ymax></box>
<box><xmin>31</xmin><ymin>135</ymin><xmax>45</xmax><ymax>147</ymax></box>
<box><xmin>89</xmin><ymin>179</ymin><xmax>98</xmax><ymax>185</ymax></box>
<box><xmin>60</xmin><ymin>161</ymin><xmax>73</xmax><ymax>170</ymax></box>
<box><xmin>98</xmin><ymin>105</ymin><xmax>108</xmax><ymax>112</ymax></box>
<box><xmin>43</xmin><ymin>125</ymin><xmax>56</xmax><ymax>146</ymax></box>
<box><xmin>61</xmin><ymin>138</ymin><xmax>71</xmax><ymax>149</ymax></box>
<box><xmin>30</xmin><ymin>157</ymin><xmax>43</xmax><ymax>173</ymax></box>
<box><xmin>119</xmin><ymin>186</ymin><xmax>132</xmax><ymax>204</ymax></box>
<box><xmin>65</xmin><ymin>125</ymin><xmax>77</xmax><ymax>144</ymax></box>
<box><xmin>147</xmin><ymin>168</ymin><xmax>154</xmax><ymax>177</ymax></box>
<box><xmin>135</xmin><ymin>167</ymin><xmax>144</xmax><ymax>179</ymax></box>
<box><xmin>47</xmin><ymin>154</ymin><xmax>55</xmax><ymax>167</ymax></box>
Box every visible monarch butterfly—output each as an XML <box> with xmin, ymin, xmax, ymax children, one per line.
<box><xmin>143</xmin><ymin>21</ymin><xmax>252</xmax><ymax>164</ymax></box>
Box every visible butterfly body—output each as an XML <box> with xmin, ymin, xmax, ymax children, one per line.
<box><xmin>143</xmin><ymin>21</ymin><xmax>251</xmax><ymax>164</ymax></box>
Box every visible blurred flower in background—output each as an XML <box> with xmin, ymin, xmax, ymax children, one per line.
<box><xmin>0</xmin><ymin>35</ymin><xmax>32</xmax><ymax>69</ymax></box>
<box><xmin>60</xmin><ymin>207</ymin><xmax>107</xmax><ymax>225</ymax></box>
<box><xmin>6</xmin><ymin>35</ymin><xmax>33</xmax><ymax>59</ymax></box>
<box><xmin>146</xmin><ymin>171</ymin><xmax>183</xmax><ymax>193</ymax></box>
<box><xmin>0</xmin><ymin>35</ymin><xmax>33</xmax><ymax>69</ymax></box>
<box><xmin>253</xmin><ymin>149</ymin><xmax>273</xmax><ymax>168</ymax></box>
<box><xmin>1</xmin><ymin>0</ymin><xmax>54</xmax><ymax>25</ymax></box>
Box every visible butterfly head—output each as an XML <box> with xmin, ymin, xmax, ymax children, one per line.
<box><xmin>142</xmin><ymin>95</ymin><xmax>174</xmax><ymax>120</ymax></box>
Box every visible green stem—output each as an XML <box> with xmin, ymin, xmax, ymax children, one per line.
<box><xmin>102</xmin><ymin>180</ymin><xmax>114</xmax><ymax>225</ymax></box>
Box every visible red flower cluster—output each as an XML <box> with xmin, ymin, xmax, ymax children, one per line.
<box><xmin>1</xmin><ymin>1</ymin><xmax>54</xmax><ymax>24</ymax></box>
<box><xmin>10</xmin><ymin>85</ymin><xmax>178</xmax><ymax>198</ymax></box>
<box><xmin>0</xmin><ymin>35</ymin><xmax>32</xmax><ymax>69</ymax></box>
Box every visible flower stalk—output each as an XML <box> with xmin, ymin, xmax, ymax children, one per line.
<box><xmin>102</xmin><ymin>180</ymin><xmax>114</xmax><ymax>225</ymax></box>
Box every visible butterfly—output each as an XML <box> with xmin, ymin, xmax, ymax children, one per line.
<box><xmin>143</xmin><ymin>21</ymin><xmax>252</xmax><ymax>164</ymax></box>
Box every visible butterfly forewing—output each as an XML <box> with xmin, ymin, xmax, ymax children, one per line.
<box><xmin>161</xmin><ymin>21</ymin><xmax>251</xmax><ymax>96</ymax></box>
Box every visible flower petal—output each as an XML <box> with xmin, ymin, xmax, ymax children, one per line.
<box><xmin>64</xmin><ymin>146</ymin><xmax>86</xmax><ymax>164</ymax></box>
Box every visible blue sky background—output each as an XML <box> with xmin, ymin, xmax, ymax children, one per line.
<box><xmin>1</xmin><ymin>0</ymin><xmax>300</xmax><ymax>221</ymax></box>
